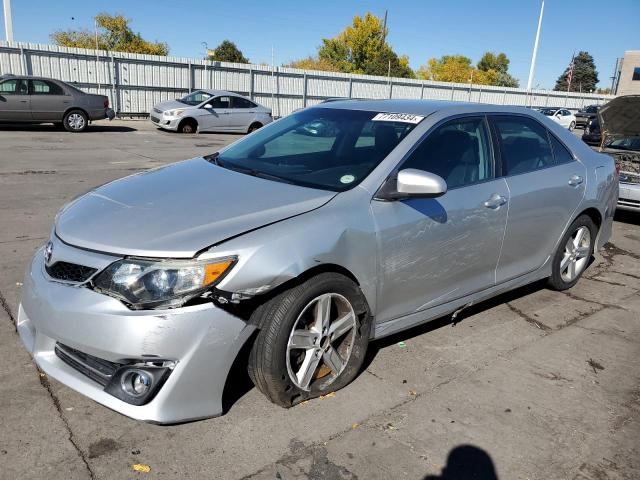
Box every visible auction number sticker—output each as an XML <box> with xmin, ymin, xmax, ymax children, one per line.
<box><xmin>372</xmin><ymin>112</ymin><xmax>425</xmax><ymax>124</ymax></box>
<box><xmin>340</xmin><ymin>174</ymin><xmax>356</xmax><ymax>184</ymax></box>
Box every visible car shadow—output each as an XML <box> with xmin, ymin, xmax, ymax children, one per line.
<box><xmin>361</xmin><ymin>279</ymin><xmax>547</xmax><ymax>371</ymax></box>
<box><xmin>422</xmin><ymin>444</ymin><xmax>499</xmax><ymax>479</ymax></box>
<box><xmin>0</xmin><ymin>123</ymin><xmax>137</xmax><ymax>133</ymax></box>
<box><xmin>614</xmin><ymin>209</ymin><xmax>640</xmax><ymax>226</ymax></box>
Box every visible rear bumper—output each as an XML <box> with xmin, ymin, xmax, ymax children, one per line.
<box><xmin>618</xmin><ymin>182</ymin><xmax>640</xmax><ymax>212</ymax></box>
<box><xmin>88</xmin><ymin>108</ymin><xmax>115</xmax><ymax>121</ymax></box>
<box><xmin>18</xmin><ymin>246</ymin><xmax>256</xmax><ymax>423</ymax></box>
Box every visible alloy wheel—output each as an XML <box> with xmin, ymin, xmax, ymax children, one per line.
<box><xmin>286</xmin><ymin>293</ymin><xmax>357</xmax><ymax>391</ymax></box>
<box><xmin>67</xmin><ymin>113</ymin><xmax>85</xmax><ymax>131</ymax></box>
<box><xmin>560</xmin><ymin>226</ymin><xmax>591</xmax><ymax>282</ymax></box>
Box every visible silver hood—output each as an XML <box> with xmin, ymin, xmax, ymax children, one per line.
<box><xmin>55</xmin><ymin>158</ymin><xmax>335</xmax><ymax>257</ymax></box>
<box><xmin>154</xmin><ymin>99</ymin><xmax>190</xmax><ymax>112</ymax></box>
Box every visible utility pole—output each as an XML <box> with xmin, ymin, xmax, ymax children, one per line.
<box><xmin>526</xmin><ymin>0</ymin><xmax>544</xmax><ymax>91</ymax></box>
<box><xmin>201</xmin><ymin>42</ymin><xmax>208</xmax><ymax>89</ymax></box>
<box><xmin>3</xmin><ymin>0</ymin><xmax>13</xmax><ymax>42</ymax></box>
<box><xmin>381</xmin><ymin>10</ymin><xmax>388</xmax><ymax>45</ymax></box>
<box><xmin>94</xmin><ymin>18</ymin><xmax>100</xmax><ymax>90</ymax></box>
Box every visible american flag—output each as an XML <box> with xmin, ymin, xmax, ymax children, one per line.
<box><xmin>566</xmin><ymin>53</ymin><xmax>575</xmax><ymax>90</ymax></box>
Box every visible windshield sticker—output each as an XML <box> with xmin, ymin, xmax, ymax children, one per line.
<box><xmin>340</xmin><ymin>174</ymin><xmax>356</xmax><ymax>184</ymax></box>
<box><xmin>372</xmin><ymin>112</ymin><xmax>425</xmax><ymax>124</ymax></box>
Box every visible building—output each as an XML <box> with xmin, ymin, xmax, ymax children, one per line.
<box><xmin>614</xmin><ymin>50</ymin><xmax>640</xmax><ymax>96</ymax></box>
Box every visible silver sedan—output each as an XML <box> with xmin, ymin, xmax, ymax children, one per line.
<box><xmin>18</xmin><ymin>100</ymin><xmax>617</xmax><ymax>423</ymax></box>
<box><xmin>151</xmin><ymin>89</ymin><xmax>273</xmax><ymax>134</ymax></box>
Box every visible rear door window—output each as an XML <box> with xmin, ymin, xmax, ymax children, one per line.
<box><xmin>548</xmin><ymin>135</ymin><xmax>574</xmax><ymax>165</ymax></box>
<box><xmin>492</xmin><ymin>116</ymin><xmax>554</xmax><ymax>176</ymax></box>
<box><xmin>30</xmin><ymin>80</ymin><xmax>64</xmax><ymax>95</ymax></box>
<box><xmin>232</xmin><ymin>97</ymin><xmax>256</xmax><ymax>109</ymax></box>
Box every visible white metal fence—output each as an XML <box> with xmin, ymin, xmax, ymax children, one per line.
<box><xmin>0</xmin><ymin>41</ymin><xmax>613</xmax><ymax>117</ymax></box>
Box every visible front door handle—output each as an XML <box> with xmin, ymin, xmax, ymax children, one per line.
<box><xmin>484</xmin><ymin>193</ymin><xmax>507</xmax><ymax>209</ymax></box>
<box><xmin>568</xmin><ymin>175</ymin><xmax>584</xmax><ymax>186</ymax></box>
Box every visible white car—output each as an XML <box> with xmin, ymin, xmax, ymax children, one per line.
<box><xmin>539</xmin><ymin>108</ymin><xmax>577</xmax><ymax>131</ymax></box>
<box><xmin>151</xmin><ymin>89</ymin><xmax>273</xmax><ymax>134</ymax></box>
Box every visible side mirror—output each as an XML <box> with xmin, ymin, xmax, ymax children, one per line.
<box><xmin>203</xmin><ymin>103</ymin><xmax>213</xmax><ymax>109</ymax></box>
<box><xmin>377</xmin><ymin>169</ymin><xmax>447</xmax><ymax>200</ymax></box>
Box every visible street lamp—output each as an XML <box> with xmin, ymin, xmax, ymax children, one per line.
<box><xmin>3</xmin><ymin>0</ymin><xmax>13</xmax><ymax>42</ymax></box>
<box><xmin>526</xmin><ymin>0</ymin><xmax>545</xmax><ymax>91</ymax></box>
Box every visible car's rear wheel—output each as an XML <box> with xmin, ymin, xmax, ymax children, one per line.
<box><xmin>178</xmin><ymin>119</ymin><xmax>197</xmax><ymax>134</ymax></box>
<box><xmin>247</xmin><ymin>273</ymin><xmax>371</xmax><ymax>407</ymax></box>
<box><xmin>247</xmin><ymin>122</ymin><xmax>262</xmax><ymax>134</ymax></box>
<box><xmin>547</xmin><ymin>214</ymin><xmax>595</xmax><ymax>291</ymax></box>
<box><xmin>63</xmin><ymin>110</ymin><xmax>88</xmax><ymax>132</ymax></box>
<box><xmin>569</xmin><ymin>121</ymin><xmax>576</xmax><ymax>131</ymax></box>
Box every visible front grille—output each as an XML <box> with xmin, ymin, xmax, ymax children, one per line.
<box><xmin>55</xmin><ymin>343</ymin><xmax>120</xmax><ymax>387</ymax></box>
<box><xmin>150</xmin><ymin>115</ymin><xmax>160</xmax><ymax>123</ymax></box>
<box><xmin>619</xmin><ymin>173</ymin><xmax>640</xmax><ymax>185</ymax></box>
<box><xmin>45</xmin><ymin>261</ymin><xmax>97</xmax><ymax>283</ymax></box>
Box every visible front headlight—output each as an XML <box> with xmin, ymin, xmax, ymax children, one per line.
<box><xmin>93</xmin><ymin>257</ymin><xmax>236</xmax><ymax>309</ymax></box>
<box><xmin>165</xmin><ymin>109</ymin><xmax>186</xmax><ymax>117</ymax></box>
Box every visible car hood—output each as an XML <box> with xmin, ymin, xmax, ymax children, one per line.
<box><xmin>55</xmin><ymin>158</ymin><xmax>336</xmax><ymax>257</ymax></box>
<box><xmin>599</xmin><ymin>95</ymin><xmax>640</xmax><ymax>137</ymax></box>
<box><xmin>153</xmin><ymin>99</ymin><xmax>190</xmax><ymax>112</ymax></box>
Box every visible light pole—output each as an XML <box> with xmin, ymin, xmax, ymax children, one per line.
<box><xmin>526</xmin><ymin>0</ymin><xmax>545</xmax><ymax>91</ymax></box>
<box><xmin>202</xmin><ymin>42</ymin><xmax>208</xmax><ymax>89</ymax></box>
<box><xmin>94</xmin><ymin>18</ymin><xmax>100</xmax><ymax>90</ymax></box>
<box><xmin>3</xmin><ymin>0</ymin><xmax>13</xmax><ymax>42</ymax></box>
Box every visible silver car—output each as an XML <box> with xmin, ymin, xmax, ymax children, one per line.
<box><xmin>18</xmin><ymin>100</ymin><xmax>617</xmax><ymax>423</ymax></box>
<box><xmin>151</xmin><ymin>89</ymin><xmax>273</xmax><ymax>134</ymax></box>
<box><xmin>0</xmin><ymin>74</ymin><xmax>115</xmax><ymax>132</ymax></box>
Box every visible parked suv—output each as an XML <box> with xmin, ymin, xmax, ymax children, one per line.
<box><xmin>575</xmin><ymin>105</ymin><xmax>600</xmax><ymax>129</ymax></box>
<box><xmin>0</xmin><ymin>74</ymin><xmax>115</xmax><ymax>132</ymax></box>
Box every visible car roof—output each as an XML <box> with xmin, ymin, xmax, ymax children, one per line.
<box><xmin>197</xmin><ymin>89</ymin><xmax>245</xmax><ymax>97</ymax></box>
<box><xmin>312</xmin><ymin>98</ymin><xmax>538</xmax><ymax>117</ymax></box>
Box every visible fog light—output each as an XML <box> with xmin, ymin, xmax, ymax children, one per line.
<box><xmin>121</xmin><ymin>369</ymin><xmax>152</xmax><ymax>397</ymax></box>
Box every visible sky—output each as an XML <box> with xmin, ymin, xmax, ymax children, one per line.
<box><xmin>2</xmin><ymin>0</ymin><xmax>638</xmax><ymax>90</ymax></box>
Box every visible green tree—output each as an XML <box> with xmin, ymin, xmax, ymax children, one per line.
<box><xmin>417</xmin><ymin>55</ymin><xmax>495</xmax><ymax>85</ymax></box>
<box><xmin>51</xmin><ymin>14</ymin><xmax>168</xmax><ymax>55</ymax></box>
<box><xmin>287</xmin><ymin>56</ymin><xmax>340</xmax><ymax>72</ymax></box>
<box><xmin>317</xmin><ymin>12</ymin><xmax>414</xmax><ymax>78</ymax></box>
<box><xmin>477</xmin><ymin>52</ymin><xmax>519</xmax><ymax>87</ymax></box>
<box><xmin>207</xmin><ymin>40</ymin><xmax>249</xmax><ymax>63</ymax></box>
<box><xmin>554</xmin><ymin>51</ymin><xmax>599</xmax><ymax>92</ymax></box>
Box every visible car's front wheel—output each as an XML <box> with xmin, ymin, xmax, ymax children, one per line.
<box><xmin>63</xmin><ymin>110</ymin><xmax>88</xmax><ymax>132</ymax></box>
<box><xmin>247</xmin><ymin>273</ymin><xmax>371</xmax><ymax>407</ymax></box>
<box><xmin>178</xmin><ymin>118</ymin><xmax>197</xmax><ymax>134</ymax></box>
<box><xmin>547</xmin><ymin>214</ymin><xmax>595</xmax><ymax>291</ymax></box>
<box><xmin>569</xmin><ymin>121</ymin><xmax>576</xmax><ymax>131</ymax></box>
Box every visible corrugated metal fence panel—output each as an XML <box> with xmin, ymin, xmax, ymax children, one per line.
<box><xmin>0</xmin><ymin>41</ymin><xmax>614</xmax><ymax>116</ymax></box>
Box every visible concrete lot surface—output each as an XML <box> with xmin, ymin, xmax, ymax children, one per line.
<box><xmin>0</xmin><ymin>120</ymin><xmax>639</xmax><ymax>480</ymax></box>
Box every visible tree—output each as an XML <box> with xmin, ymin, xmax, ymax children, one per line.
<box><xmin>554</xmin><ymin>51</ymin><xmax>599</xmax><ymax>92</ymax></box>
<box><xmin>316</xmin><ymin>12</ymin><xmax>414</xmax><ymax>78</ymax></box>
<box><xmin>417</xmin><ymin>55</ymin><xmax>495</xmax><ymax>85</ymax></box>
<box><xmin>477</xmin><ymin>52</ymin><xmax>519</xmax><ymax>87</ymax></box>
<box><xmin>207</xmin><ymin>40</ymin><xmax>249</xmax><ymax>63</ymax></box>
<box><xmin>287</xmin><ymin>56</ymin><xmax>340</xmax><ymax>72</ymax></box>
<box><xmin>51</xmin><ymin>14</ymin><xmax>168</xmax><ymax>55</ymax></box>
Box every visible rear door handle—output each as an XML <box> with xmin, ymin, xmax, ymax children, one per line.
<box><xmin>483</xmin><ymin>193</ymin><xmax>507</xmax><ymax>209</ymax></box>
<box><xmin>568</xmin><ymin>175</ymin><xmax>584</xmax><ymax>186</ymax></box>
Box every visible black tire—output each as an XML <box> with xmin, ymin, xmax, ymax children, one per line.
<box><xmin>63</xmin><ymin>110</ymin><xmax>88</xmax><ymax>132</ymax></box>
<box><xmin>247</xmin><ymin>272</ymin><xmax>371</xmax><ymax>407</ymax></box>
<box><xmin>547</xmin><ymin>214</ymin><xmax>596</xmax><ymax>291</ymax></box>
<box><xmin>247</xmin><ymin>122</ymin><xmax>262</xmax><ymax>134</ymax></box>
<box><xmin>178</xmin><ymin>118</ymin><xmax>197</xmax><ymax>134</ymax></box>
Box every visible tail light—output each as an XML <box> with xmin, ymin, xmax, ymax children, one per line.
<box><xmin>104</xmin><ymin>99</ymin><xmax>109</xmax><ymax>108</ymax></box>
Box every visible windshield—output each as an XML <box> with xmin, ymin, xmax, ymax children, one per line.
<box><xmin>178</xmin><ymin>90</ymin><xmax>213</xmax><ymax>106</ymax></box>
<box><xmin>216</xmin><ymin>108</ymin><xmax>421</xmax><ymax>191</ymax></box>
<box><xmin>581</xmin><ymin>105</ymin><xmax>599</xmax><ymax>113</ymax></box>
<box><xmin>606</xmin><ymin>137</ymin><xmax>640</xmax><ymax>151</ymax></box>
<box><xmin>540</xmin><ymin>108</ymin><xmax>557</xmax><ymax>116</ymax></box>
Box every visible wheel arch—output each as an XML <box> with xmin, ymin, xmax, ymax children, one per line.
<box><xmin>62</xmin><ymin>106</ymin><xmax>88</xmax><ymax>120</ymax></box>
<box><xmin>178</xmin><ymin>116</ymin><xmax>198</xmax><ymax>131</ymax></box>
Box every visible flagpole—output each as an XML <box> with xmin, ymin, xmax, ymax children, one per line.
<box><xmin>567</xmin><ymin>51</ymin><xmax>575</xmax><ymax>92</ymax></box>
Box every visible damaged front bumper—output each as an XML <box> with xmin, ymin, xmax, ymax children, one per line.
<box><xmin>17</xmin><ymin>243</ymin><xmax>256</xmax><ymax>424</ymax></box>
